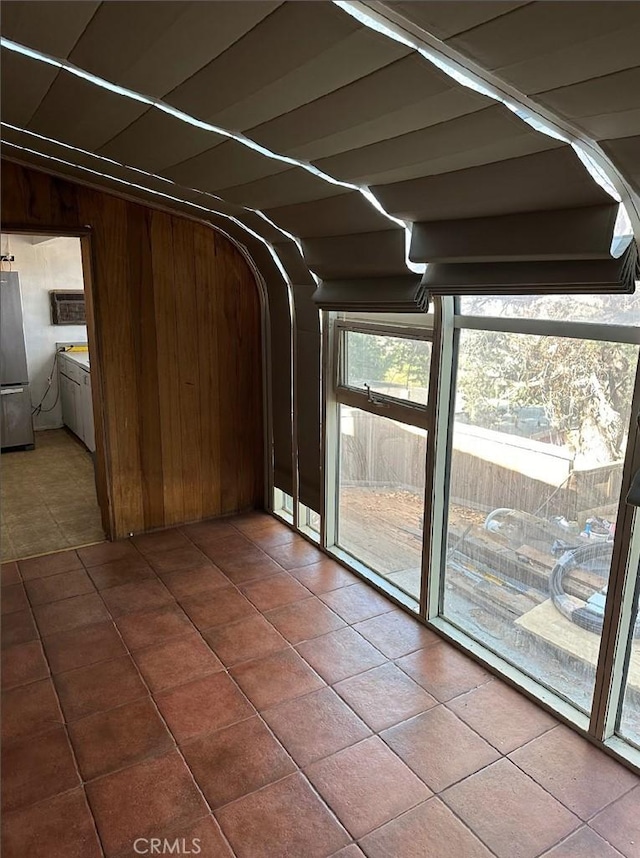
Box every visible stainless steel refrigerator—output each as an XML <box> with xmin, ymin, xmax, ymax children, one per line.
<box><xmin>1</xmin><ymin>272</ymin><xmax>35</xmax><ymax>450</ymax></box>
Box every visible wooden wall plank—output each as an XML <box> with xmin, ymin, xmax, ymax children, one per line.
<box><xmin>2</xmin><ymin>160</ymin><xmax>264</xmax><ymax>538</ymax></box>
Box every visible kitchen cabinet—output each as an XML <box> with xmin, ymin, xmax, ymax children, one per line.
<box><xmin>59</xmin><ymin>353</ymin><xmax>95</xmax><ymax>452</ymax></box>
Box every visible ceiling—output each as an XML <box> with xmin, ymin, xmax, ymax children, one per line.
<box><xmin>1</xmin><ymin>1</ymin><xmax>639</xmax><ymax>292</ymax></box>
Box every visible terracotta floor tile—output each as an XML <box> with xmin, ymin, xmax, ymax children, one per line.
<box><xmin>397</xmin><ymin>642</ymin><xmax>492</xmax><ymax>702</ymax></box>
<box><xmin>19</xmin><ymin>549</ymin><xmax>82</xmax><ymax>581</ymax></box>
<box><xmin>359</xmin><ymin>797</ymin><xmax>493</xmax><ymax>858</ymax></box>
<box><xmin>87</xmin><ymin>556</ymin><xmax>155</xmax><ymax>590</ymax></box>
<box><xmin>181</xmin><ymin>519</ymin><xmax>239</xmax><ymax>546</ymax></box>
<box><xmin>146</xmin><ymin>545</ymin><xmax>211</xmax><ymax>574</ymax></box>
<box><xmin>510</xmin><ymin>725</ymin><xmax>639</xmax><ymax>820</ymax></box>
<box><xmin>180</xmin><ymin>587</ymin><xmax>258</xmax><ymax>631</ymax></box>
<box><xmin>590</xmin><ymin>786</ymin><xmax>640</xmax><ymax>858</ymax></box>
<box><xmin>34</xmin><ymin>592</ymin><xmax>111</xmax><ymax>636</ymax></box>
<box><xmin>25</xmin><ymin>568</ymin><xmax>95</xmax><ymax>606</ymax></box>
<box><xmin>204</xmin><ymin>614</ymin><xmax>289</xmax><ymax>667</ymax></box>
<box><xmin>1</xmin><ymin>561</ymin><xmax>21</xmax><ymax>586</ymax></box>
<box><xmin>198</xmin><ymin>533</ymin><xmax>256</xmax><ymax>562</ymax></box>
<box><xmin>2</xmin><ymin>788</ymin><xmax>102</xmax><ymax>858</ymax></box>
<box><xmin>241</xmin><ymin>572</ymin><xmax>311</xmax><ymax>611</ymax></box>
<box><xmin>296</xmin><ymin>627</ymin><xmax>387</xmax><ymax>685</ymax></box>
<box><xmin>1</xmin><ymin>583</ymin><xmax>28</xmax><ymax>614</ymax></box>
<box><xmin>160</xmin><ymin>564</ymin><xmax>229</xmax><ymax>599</ymax></box>
<box><xmin>156</xmin><ymin>671</ymin><xmax>254</xmax><ymax>744</ymax></box>
<box><xmin>100</xmin><ymin>579</ymin><xmax>174</xmax><ymax>618</ymax></box>
<box><xmin>1</xmin><ymin>725</ymin><xmax>80</xmax><ymax>812</ymax></box>
<box><xmin>231</xmin><ymin>512</ymin><xmax>281</xmax><ymax>535</ymax></box>
<box><xmin>69</xmin><ymin>697</ymin><xmax>173</xmax><ymax>780</ymax></box>
<box><xmin>354</xmin><ymin>610</ymin><xmax>440</xmax><ymax>659</ymax></box>
<box><xmin>131</xmin><ymin>529</ymin><xmax>191</xmax><ymax>555</ymax></box>
<box><xmin>289</xmin><ymin>559</ymin><xmax>360</xmax><ymax>594</ymax></box>
<box><xmin>2</xmin><ymin>677</ymin><xmax>63</xmax><ymax>742</ymax></box>
<box><xmin>231</xmin><ymin>647</ymin><xmax>324</xmax><ymax>710</ymax></box>
<box><xmin>153</xmin><ymin>815</ymin><xmax>235</xmax><ymax>858</ymax></box>
<box><xmin>443</xmin><ymin>758</ymin><xmax>580</xmax><ymax>858</ymax></box>
<box><xmin>320</xmin><ymin>583</ymin><xmax>395</xmax><ymax>625</ymax></box>
<box><xmin>542</xmin><ymin>826</ymin><xmax>628</xmax><ymax>858</ymax></box>
<box><xmin>86</xmin><ymin>750</ymin><xmax>207</xmax><ymax>857</ymax></box>
<box><xmin>331</xmin><ymin>847</ymin><xmax>366</xmax><ymax>858</ymax></box>
<box><xmin>334</xmin><ymin>663</ymin><xmax>437</xmax><ymax>732</ymax></box>
<box><xmin>216</xmin><ymin>772</ymin><xmax>350</xmax><ymax>858</ymax></box>
<box><xmin>248</xmin><ymin>525</ymin><xmax>301</xmax><ymax>551</ymax></box>
<box><xmin>183</xmin><ymin>715</ymin><xmax>295</xmax><ymax>808</ymax></box>
<box><xmin>42</xmin><ymin>621</ymin><xmax>126</xmax><ymax>674</ymax></box>
<box><xmin>265</xmin><ymin>540</ymin><xmax>325</xmax><ymax>570</ymax></box>
<box><xmin>306</xmin><ymin>736</ymin><xmax>430</xmax><ymax>838</ymax></box>
<box><xmin>263</xmin><ymin>686</ymin><xmax>371</xmax><ymax>766</ymax></box>
<box><xmin>215</xmin><ymin>552</ymin><xmax>284</xmax><ymax>586</ymax></box>
<box><xmin>115</xmin><ymin>602</ymin><xmax>194</xmax><ymax>650</ymax></box>
<box><xmin>55</xmin><ymin>655</ymin><xmax>147</xmax><ymax>721</ymax></box>
<box><xmin>1</xmin><ymin>639</ymin><xmax>49</xmax><ymax>689</ymax></box>
<box><xmin>266</xmin><ymin>597</ymin><xmax>345</xmax><ymax>644</ymax></box>
<box><xmin>381</xmin><ymin>706</ymin><xmax>500</xmax><ymax>791</ymax></box>
<box><xmin>447</xmin><ymin>679</ymin><xmax>558</xmax><ymax>754</ymax></box>
<box><xmin>133</xmin><ymin>633</ymin><xmax>223</xmax><ymax>692</ymax></box>
<box><xmin>77</xmin><ymin>540</ymin><xmax>139</xmax><ymax>568</ymax></box>
<box><xmin>1</xmin><ymin>608</ymin><xmax>38</xmax><ymax>649</ymax></box>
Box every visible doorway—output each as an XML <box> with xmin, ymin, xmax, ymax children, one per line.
<box><xmin>1</xmin><ymin>232</ymin><xmax>106</xmax><ymax>561</ymax></box>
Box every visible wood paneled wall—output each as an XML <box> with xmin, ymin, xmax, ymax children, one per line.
<box><xmin>1</xmin><ymin>160</ymin><xmax>264</xmax><ymax>538</ymax></box>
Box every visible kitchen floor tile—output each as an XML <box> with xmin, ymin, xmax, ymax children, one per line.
<box><xmin>145</xmin><ymin>545</ymin><xmax>211</xmax><ymax>574</ymax></box>
<box><xmin>87</xmin><ymin>556</ymin><xmax>155</xmax><ymax>590</ymax></box>
<box><xmin>215</xmin><ymin>552</ymin><xmax>283</xmax><ymax>585</ymax></box>
<box><xmin>359</xmin><ymin>797</ymin><xmax>493</xmax><ymax>858</ymax></box>
<box><xmin>230</xmin><ymin>648</ymin><xmax>324</xmax><ymax>710</ymax></box>
<box><xmin>320</xmin><ymin>583</ymin><xmax>395</xmax><ymax>625</ymax></box>
<box><xmin>263</xmin><ymin>686</ymin><xmax>371</xmax><ymax>766</ymax></box>
<box><xmin>354</xmin><ymin>610</ymin><xmax>440</xmax><ymax>659</ymax></box>
<box><xmin>25</xmin><ymin>568</ymin><xmax>94</xmax><ymax>606</ymax></box>
<box><xmin>69</xmin><ymin>697</ymin><xmax>173</xmax><ymax>780</ymax></box>
<box><xmin>398</xmin><ymin>642</ymin><xmax>492</xmax><ymax>702</ymax></box>
<box><xmin>266</xmin><ymin>597</ymin><xmax>345</xmax><ymax>644</ymax></box>
<box><xmin>1</xmin><ymin>561</ymin><xmax>21</xmax><ymax>586</ymax></box>
<box><xmin>443</xmin><ymin>758</ymin><xmax>580</xmax><ymax>858</ymax></box>
<box><xmin>305</xmin><ymin>736</ymin><xmax>430</xmax><ymax>838</ymax></box>
<box><xmin>86</xmin><ymin>750</ymin><xmax>207</xmax><ymax>857</ymax></box>
<box><xmin>55</xmin><ymin>655</ymin><xmax>147</xmax><ymax>721</ymax></box>
<box><xmin>133</xmin><ymin>633</ymin><xmax>223</xmax><ymax>692</ymax></box>
<box><xmin>542</xmin><ymin>826</ymin><xmax>629</xmax><ymax>858</ymax></box>
<box><xmin>296</xmin><ymin>626</ymin><xmax>387</xmax><ymax>685</ymax></box>
<box><xmin>203</xmin><ymin>614</ymin><xmax>289</xmax><ymax>667</ymax></box>
<box><xmin>115</xmin><ymin>602</ymin><xmax>194</xmax><ymax>651</ymax></box>
<box><xmin>216</xmin><ymin>772</ymin><xmax>350</xmax><ymax>858</ymax></box>
<box><xmin>181</xmin><ymin>519</ymin><xmax>239</xmax><ymax>546</ymax></box>
<box><xmin>2</xmin><ymin>788</ymin><xmax>102</xmax><ymax>858</ymax></box>
<box><xmin>100</xmin><ymin>579</ymin><xmax>174</xmax><ymax>618</ymax></box>
<box><xmin>131</xmin><ymin>529</ymin><xmax>191</xmax><ymax>555</ymax></box>
<box><xmin>42</xmin><ymin>620</ymin><xmax>126</xmax><ymax>674</ymax></box>
<box><xmin>160</xmin><ymin>564</ymin><xmax>229</xmax><ymax>599</ymax></box>
<box><xmin>33</xmin><ymin>592</ymin><xmax>110</xmax><ymax>636</ymax></box>
<box><xmin>289</xmin><ymin>560</ymin><xmax>359</xmax><ymax>594</ymax></box>
<box><xmin>183</xmin><ymin>715</ymin><xmax>295</xmax><ymax>808</ymax></box>
<box><xmin>241</xmin><ymin>572</ymin><xmax>310</xmax><ymax>611</ymax></box>
<box><xmin>509</xmin><ymin>725</ymin><xmax>638</xmax><ymax>820</ymax></box>
<box><xmin>381</xmin><ymin>706</ymin><xmax>500</xmax><ymax>791</ymax></box>
<box><xmin>1</xmin><ymin>609</ymin><xmax>38</xmax><ymax>649</ymax></box>
<box><xmin>156</xmin><ymin>671</ymin><xmax>254</xmax><ymax>744</ymax></box>
<box><xmin>264</xmin><ymin>540</ymin><xmax>325</xmax><ymax>570</ymax></box>
<box><xmin>155</xmin><ymin>815</ymin><xmax>235</xmax><ymax>858</ymax></box>
<box><xmin>447</xmin><ymin>679</ymin><xmax>558</xmax><ymax>753</ymax></box>
<box><xmin>2</xmin><ymin>677</ymin><xmax>63</xmax><ymax>742</ymax></box>
<box><xmin>590</xmin><ymin>786</ymin><xmax>640</xmax><ymax>857</ymax></box>
<box><xmin>180</xmin><ymin>586</ymin><xmax>258</xmax><ymax>631</ymax></box>
<box><xmin>334</xmin><ymin>663</ymin><xmax>437</xmax><ymax>732</ymax></box>
<box><xmin>1</xmin><ymin>725</ymin><xmax>80</xmax><ymax>812</ymax></box>
<box><xmin>77</xmin><ymin>540</ymin><xmax>140</xmax><ymax>568</ymax></box>
<box><xmin>1</xmin><ymin>639</ymin><xmax>49</xmax><ymax>689</ymax></box>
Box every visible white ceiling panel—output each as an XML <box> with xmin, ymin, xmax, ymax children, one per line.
<box><xmin>381</xmin><ymin>2</ymin><xmax>529</xmax><ymax>41</ymax></box>
<box><xmin>219</xmin><ymin>168</ymin><xmax>347</xmax><ymax>211</ymax></box>
<box><xmin>0</xmin><ymin>1</ymin><xmax>98</xmax><ymax>58</ymax></box>
<box><xmin>0</xmin><ymin>49</ymin><xmax>58</xmax><ymax>127</ymax></box>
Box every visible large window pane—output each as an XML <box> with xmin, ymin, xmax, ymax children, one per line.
<box><xmin>342</xmin><ymin>330</ymin><xmax>431</xmax><ymax>406</ymax></box>
<box><xmin>617</xmin><ymin>567</ymin><xmax>640</xmax><ymax>748</ymax></box>
<box><xmin>442</xmin><ymin>329</ymin><xmax>638</xmax><ymax>712</ymax></box>
<box><xmin>337</xmin><ymin>405</ymin><xmax>424</xmax><ymax>601</ymax></box>
<box><xmin>459</xmin><ymin>292</ymin><xmax>640</xmax><ymax>325</ymax></box>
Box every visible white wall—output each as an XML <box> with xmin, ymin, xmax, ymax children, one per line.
<box><xmin>2</xmin><ymin>234</ymin><xmax>87</xmax><ymax>430</ymax></box>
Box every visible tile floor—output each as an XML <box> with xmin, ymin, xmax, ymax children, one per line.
<box><xmin>1</xmin><ymin>511</ymin><xmax>638</xmax><ymax>858</ymax></box>
<box><xmin>1</xmin><ymin>428</ymin><xmax>105</xmax><ymax>561</ymax></box>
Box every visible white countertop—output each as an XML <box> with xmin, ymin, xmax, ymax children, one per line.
<box><xmin>60</xmin><ymin>350</ymin><xmax>90</xmax><ymax>370</ymax></box>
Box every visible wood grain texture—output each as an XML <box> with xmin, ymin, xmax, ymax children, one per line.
<box><xmin>2</xmin><ymin>160</ymin><xmax>264</xmax><ymax>538</ymax></box>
